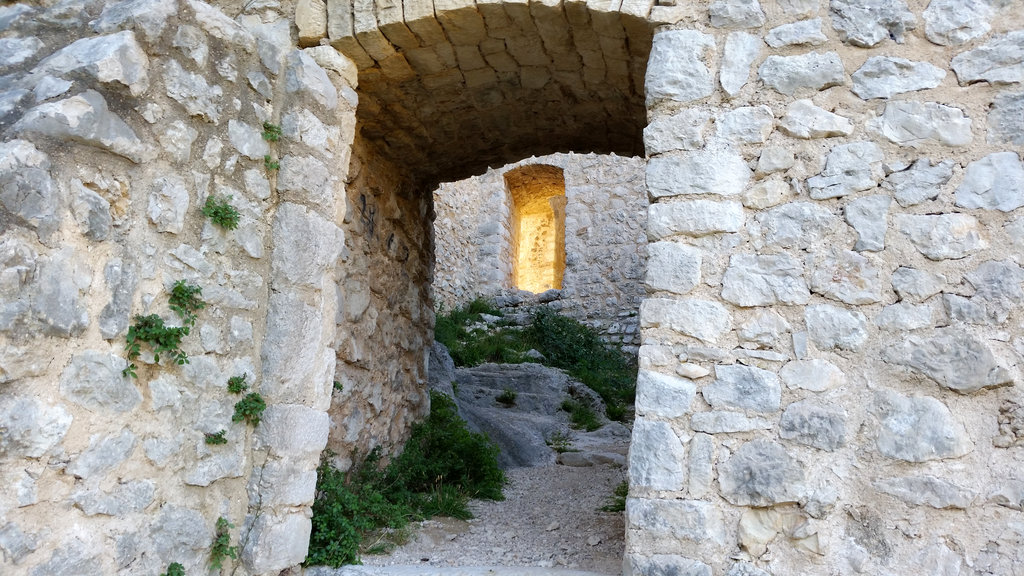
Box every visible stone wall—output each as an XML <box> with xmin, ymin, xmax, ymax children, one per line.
<box><xmin>432</xmin><ymin>153</ymin><xmax>648</xmax><ymax>348</ymax></box>
<box><xmin>0</xmin><ymin>0</ymin><xmax>363</xmax><ymax>573</ymax></box>
<box><xmin>627</xmin><ymin>2</ymin><xmax>1024</xmax><ymax>576</ymax></box>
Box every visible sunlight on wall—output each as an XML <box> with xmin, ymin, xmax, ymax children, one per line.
<box><xmin>505</xmin><ymin>165</ymin><xmax>566</xmax><ymax>293</ymax></box>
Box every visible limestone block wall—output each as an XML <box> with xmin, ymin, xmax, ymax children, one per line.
<box><xmin>627</xmin><ymin>2</ymin><xmax>1024</xmax><ymax>576</ymax></box>
<box><xmin>432</xmin><ymin>153</ymin><xmax>648</xmax><ymax>348</ymax></box>
<box><xmin>0</xmin><ymin>1</ymin><xmax>364</xmax><ymax>574</ymax></box>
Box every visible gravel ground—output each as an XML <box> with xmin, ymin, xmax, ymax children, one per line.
<box><xmin>361</xmin><ymin>461</ymin><xmax>628</xmax><ymax>575</ymax></box>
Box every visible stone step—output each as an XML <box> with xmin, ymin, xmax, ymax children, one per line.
<box><xmin>305</xmin><ymin>566</ymin><xmax>617</xmax><ymax>576</ymax></box>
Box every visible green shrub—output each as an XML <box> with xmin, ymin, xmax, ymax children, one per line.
<box><xmin>306</xmin><ymin>391</ymin><xmax>505</xmax><ymax>568</ymax></box>
<box><xmin>227</xmin><ymin>374</ymin><xmax>248</xmax><ymax>395</ymax></box>
<box><xmin>496</xmin><ymin>388</ymin><xmax>517</xmax><ymax>406</ymax></box>
<box><xmin>232</xmin><ymin>393</ymin><xmax>266</xmax><ymax>426</ymax></box>
<box><xmin>545</xmin><ymin>430</ymin><xmax>575</xmax><ymax>453</ymax></box>
<box><xmin>201</xmin><ymin>195</ymin><xmax>240</xmax><ymax>230</ymax></box>
<box><xmin>210</xmin><ymin>517</ymin><xmax>238</xmax><ymax>570</ymax></box>
<box><xmin>561</xmin><ymin>398</ymin><xmax>601</xmax><ymax>432</ymax></box>
<box><xmin>204</xmin><ymin>430</ymin><xmax>228</xmax><ymax>445</ymax></box>
<box><xmin>262</xmin><ymin>122</ymin><xmax>282</xmax><ymax>142</ymax></box>
<box><xmin>168</xmin><ymin>280</ymin><xmax>205</xmax><ymax>326</ymax></box>
<box><xmin>161</xmin><ymin>563</ymin><xmax>185</xmax><ymax>576</ymax></box>
<box><xmin>599</xmin><ymin>480</ymin><xmax>628</xmax><ymax>512</ymax></box>
<box><xmin>122</xmin><ymin>314</ymin><xmax>190</xmax><ymax>378</ymax></box>
<box><xmin>263</xmin><ymin>155</ymin><xmax>279</xmax><ymax>171</ymax></box>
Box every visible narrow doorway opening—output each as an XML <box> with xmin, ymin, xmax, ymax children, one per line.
<box><xmin>506</xmin><ymin>165</ymin><xmax>567</xmax><ymax>293</ymax></box>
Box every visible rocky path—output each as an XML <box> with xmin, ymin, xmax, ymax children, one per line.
<box><xmin>358</xmin><ymin>459</ymin><xmax>627</xmax><ymax>574</ymax></box>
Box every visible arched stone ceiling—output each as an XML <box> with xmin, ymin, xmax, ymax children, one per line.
<box><xmin>323</xmin><ymin>0</ymin><xmax>654</xmax><ymax>189</ymax></box>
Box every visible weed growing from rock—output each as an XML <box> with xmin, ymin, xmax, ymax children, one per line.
<box><xmin>496</xmin><ymin>388</ymin><xmax>517</xmax><ymax>406</ymax></box>
<box><xmin>545</xmin><ymin>430</ymin><xmax>576</xmax><ymax>453</ymax></box>
<box><xmin>263</xmin><ymin>155</ymin><xmax>279</xmax><ymax>171</ymax></box>
<box><xmin>210</xmin><ymin>517</ymin><xmax>237</xmax><ymax>570</ymax></box>
<box><xmin>227</xmin><ymin>374</ymin><xmax>248</xmax><ymax>394</ymax></box>
<box><xmin>161</xmin><ymin>563</ymin><xmax>184</xmax><ymax>576</ymax></box>
<box><xmin>561</xmin><ymin>397</ymin><xmax>601</xmax><ymax>432</ymax></box>
<box><xmin>123</xmin><ymin>280</ymin><xmax>206</xmax><ymax>378</ymax></box>
<box><xmin>261</xmin><ymin>121</ymin><xmax>282</xmax><ymax>142</ymax></box>
<box><xmin>306</xmin><ymin>391</ymin><xmax>505</xmax><ymax>568</ymax></box>
<box><xmin>232</xmin><ymin>392</ymin><xmax>266</xmax><ymax>426</ymax></box>
<box><xmin>599</xmin><ymin>480</ymin><xmax>628</xmax><ymax>512</ymax></box>
<box><xmin>168</xmin><ymin>280</ymin><xmax>205</xmax><ymax>326</ymax></box>
<box><xmin>205</xmin><ymin>430</ymin><xmax>228</xmax><ymax>445</ymax></box>
<box><xmin>201</xmin><ymin>194</ymin><xmax>240</xmax><ymax>230</ymax></box>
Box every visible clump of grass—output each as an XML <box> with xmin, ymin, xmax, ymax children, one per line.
<box><xmin>561</xmin><ymin>397</ymin><xmax>601</xmax><ymax>432</ymax></box>
<box><xmin>496</xmin><ymin>388</ymin><xmax>517</xmax><ymax>406</ymax></box>
<box><xmin>599</xmin><ymin>480</ymin><xmax>628</xmax><ymax>512</ymax></box>
<box><xmin>545</xmin><ymin>430</ymin><xmax>576</xmax><ymax>453</ymax></box>
<box><xmin>306</xmin><ymin>391</ymin><xmax>505</xmax><ymax>568</ymax></box>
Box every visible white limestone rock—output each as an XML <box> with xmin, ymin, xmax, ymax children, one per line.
<box><xmin>874</xmin><ymin>476</ymin><xmax>975</xmax><ymax>509</ymax></box>
<box><xmin>895</xmin><ymin>213</ymin><xmax>987</xmax><ymax>260</ymax></box>
<box><xmin>647</xmin><ymin>200</ymin><xmax>744</xmax><ymax>240</ymax></box>
<box><xmin>0</xmin><ymin>396</ymin><xmax>72</xmax><ymax>458</ymax></box>
<box><xmin>988</xmin><ymin>90</ymin><xmax>1024</xmax><ymax>146</ymax></box>
<box><xmin>742</xmin><ymin>178</ymin><xmax>793</xmax><ymax>210</ymax></box>
<box><xmin>628</xmin><ymin>418</ymin><xmax>687</xmax><ymax>490</ymax></box>
<box><xmin>186</xmin><ymin>0</ymin><xmax>255</xmax><ymax>51</ymax></box>
<box><xmin>780</xmin><ymin>359</ymin><xmax>845</xmax><ymax>392</ymax></box>
<box><xmin>721</xmin><ymin>253</ymin><xmax>810</xmax><ymax>307</ymax></box>
<box><xmin>884</xmin><ymin>328</ymin><xmax>1014</xmax><ymax>394</ymax></box>
<box><xmin>173</xmin><ymin>24</ymin><xmax>209</xmax><ymax>68</ymax></box>
<box><xmin>72</xmin><ymin>480</ymin><xmax>155</xmax><ymax>516</ymax></box>
<box><xmin>645</xmin><ymin>241</ymin><xmax>701</xmax><ymax>295</ymax></box>
<box><xmin>227</xmin><ymin>119</ymin><xmax>270</xmax><ymax>161</ymax></box>
<box><xmin>640</xmin><ymin>298</ymin><xmax>733</xmax><ymax>344</ymax></box>
<box><xmin>691</xmin><ymin>411</ymin><xmax>773</xmax><ymax>433</ymax></box>
<box><xmin>829</xmin><ymin>0</ymin><xmax>916</xmax><ymax>47</ymax></box>
<box><xmin>33</xmin><ymin>30</ymin><xmax>150</xmax><ymax>96</ymax></box>
<box><xmin>0</xmin><ymin>37</ymin><xmax>44</xmax><ymax>68</ymax></box>
<box><xmin>709</xmin><ymin>0</ymin><xmax>766</xmax><ymax>29</ymax></box>
<box><xmin>780</xmin><ymin>399</ymin><xmax>847</xmax><ymax>451</ymax></box>
<box><xmin>807</xmin><ymin>141</ymin><xmax>884</xmax><ymax>200</ymax></box>
<box><xmin>875</xmin><ymin>302</ymin><xmax>933</xmax><ymax>331</ymax></box>
<box><xmin>644</xmin><ymin>109</ymin><xmax>711</xmax><ymax>154</ymax></box>
<box><xmin>59</xmin><ymin>351</ymin><xmax>140</xmax><ymax>413</ymax></box>
<box><xmin>721</xmin><ymin>32</ymin><xmax>762</xmax><ymax>97</ymax></box>
<box><xmin>952</xmin><ymin>260</ymin><xmax>1024</xmax><ymax>325</ymax></box>
<box><xmin>852</xmin><ymin>56</ymin><xmax>946</xmax><ymax>99</ymax></box>
<box><xmin>719</xmin><ymin>439</ymin><xmax>805</xmax><ymax>506</ymax></box>
<box><xmin>148</xmin><ymin>175</ymin><xmax>190</xmax><ymax>234</ymax></box>
<box><xmin>0</xmin><ymin>140</ymin><xmax>59</xmax><ymax>244</ymax></box>
<box><xmin>778</xmin><ymin>0</ymin><xmax>818</xmax><ymax>16</ymax></box>
<box><xmin>33</xmin><ymin>247</ymin><xmax>92</xmax><ymax>338</ymax></box>
<box><xmin>883</xmin><ymin>158</ymin><xmax>954</xmax><ymax>207</ymax></box>
<box><xmin>67</xmin><ymin>428</ymin><xmax>136</xmax><ymax>480</ymax></box>
<box><xmin>716</xmin><ymin>106</ymin><xmax>775</xmax><ymax>144</ymax></box>
<box><xmin>805</xmin><ymin>304</ymin><xmax>868</xmax><ymax>352</ymax></box>
<box><xmin>647</xmin><ymin>149</ymin><xmax>751</xmax><ymax>198</ymax></box>
<box><xmin>703</xmin><ymin>364</ymin><xmax>781</xmax><ymax>413</ymax></box>
<box><xmin>923</xmin><ymin>0</ymin><xmax>995</xmax><ymax>46</ymax></box>
<box><xmin>845</xmin><ymin>195</ymin><xmax>891</xmax><ymax>252</ymax></box>
<box><xmin>951</xmin><ymin>30</ymin><xmax>1024</xmax><ymax>85</ymax></box>
<box><xmin>635</xmin><ymin>370</ymin><xmax>696</xmax><ymax>419</ymax></box>
<box><xmin>626</xmin><ymin>498</ymin><xmax>725</xmax><ymax>547</ymax></box>
<box><xmin>738</xmin><ymin>310</ymin><xmax>791</xmax><ymax>349</ymax></box>
<box><xmin>955</xmin><ymin>152</ymin><xmax>1024</xmax><ymax>212</ymax></box>
<box><xmin>755</xmin><ymin>147</ymin><xmax>795</xmax><ymax>176</ymax></box>
<box><xmin>14</xmin><ymin>90</ymin><xmax>147</xmax><ymax>163</ymax></box>
<box><xmin>163</xmin><ymin>58</ymin><xmax>224</xmax><ymax>123</ymax></box>
<box><xmin>646</xmin><ymin>30</ymin><xmax>715</xmax><ymax>106</ymax></box>
<box><xmin>765</xmin><ymin>19</ymin><xmax>827</xmax><ymax>47</ymax></box>
<box><xmin>626</xmin><ymin>555</ymin><xmax>713</xmax><ymax>576</ymax></box>
<box><xmin>753</xmin><ymin>202</ymin><xmax>839</xmax><ymax>249</ymax></box>
<box><xmin>285</xmin><ymin>49</ymin><xmax>338</xmax><ymax>110</ymax></box>
<box><xmin>809</xmin><ymin>250</ymin><xmax>883</xmax><ymax>305</ymax></box>
<box><xmin>869</xmin><ymin>389</ymin><xmax>972</xmax><ymax>462</ymax></box>
<box><xmin>867</xmin><ymin>101</ymin><xmax>972</xmax><ymax>148</ymax></box>
<box><xmin>91</xmin><ymin>0</ymin><xmax>177</xmax><ymax>43</ymax></box>
<box><xmin>891</xmin><ymin>267</ymin><xmax>946</xmax><ymax>302</ymax></box>
<box><xmin>270</xmin><ymin>202</ymin><xmax>343</xmax><ymax>289</ymax></box>
<box><xmin>758</xmin><ymin>52</ymin><xmax>845</xmax><ymax>96</ymax></box>
<box><xmin>778</xmin><ymin>99</ymin><xmax>853</xmax><ymax>139</ymax></box>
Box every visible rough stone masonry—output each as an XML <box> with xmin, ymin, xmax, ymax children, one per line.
<box><xmin>0</xmin><ymin>0</ymin><xmax>1023</xmax><ymax>575</ymax></box>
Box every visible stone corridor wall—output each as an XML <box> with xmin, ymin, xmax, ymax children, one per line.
<box><xmin>627</xmin><ymin>2</ymin><xmax>1024</xmax><ymax>576</ymax></box>
<box><xmin>432</xmin><ymin>153</ymin><xmax>648</xmax><ymax>348</ymax></box>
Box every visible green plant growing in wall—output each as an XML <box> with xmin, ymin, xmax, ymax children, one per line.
<box><xmin>210</xmin><ymin>517</ymin><xmax>238</xmax><ymax>570</ymax></box>
<box><xmin>264</xmin><ymin>155</ymin><xmax>279</xmax><ymax>171</ymax></box>
<box><xmin>123</xmin><ymin>280</ymin><xmax>205</xmax><ymax>378</ymax></box>
<box><xmin>205</xmin><ymin>430</ymin><xmax>228</xmax><ymax>445</ymax></box>
<box><xmin>261</xmin><ymin>122</ymin><xmax>282</xmax><ymax>142</ymax></box>
<box><xmin>232</xmin><ymin>392</ymin><xmax>267</xmax><ymax>426</ymax></box>
<box><xmin>201</xmin><ymin>194</ymin><xmax>240</xmax><ymax>230</ymax></box>
<box><xmin>161</xmin><ymin>563</ymin><xmax>185</xmax><ymax>576</ymax></box>
<box><xmin>227</xmin><ymin>374</ymin><xmax>249</xmax><ymax>394</ymax></box>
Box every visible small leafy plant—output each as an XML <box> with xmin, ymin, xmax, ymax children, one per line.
<box><xmin>599</xmin><ymin>480</ymin><xmax>628</xmax><ymax>512</ymax></box>
<box><xmin>161</xmin><ymin>563</ymin><xmax>185</xmax><ymax>576</ymax></box>
<box><xmin>227</xmin><ymin>374</ymin><xmax>249</xmax><ymax>395</ymax></box>
<box><xmin>264</xmin><ymin>155</ymin><xmax>279</xmax><ymax>171</ymax></box>
<box><xmin>232</xmin><ymin>392</ymin><xmax>266</xmax><ymax>426</ymax></box>
<box><xmin>169</xmin><ymin>280</ymin><xmax>205</xmax><ymax>326</ymax></box>
<box><xmin>205</xmin><ymin>430</ymin><xmax>228</xmax><ymax>445</ymax></box>
<box><xmin>261</xmin><ymin>121</ymin><xmax>282</xmax><ymax>142</ymax></box>
<box><xmin>496</xmin><ymin>388</ymin><xmax>517</xmax><ymax>407</ymax></box>
<box><xmin>210</xmin><ymin>517</ymin><xmax>238</xmax><ymax>570</ymax></box>
<box><xmin>545</xmin><ymin>430</ymin><xmax>575</xmax><ymax>453</ymax></box>
<box><xmin>201</xmin><ymin>194</ymin><xmax>240</xmax><ymax>230</ymax></box>
<box><xmin>561</xmin><ymin>397</ymin><xmax>601</xmax><ymax>432</ymax></box>
<box><xmin>123</xmin><ymin>314</ymin><xmax>189</xmax><ymax>378</ymax></box>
